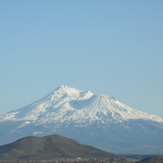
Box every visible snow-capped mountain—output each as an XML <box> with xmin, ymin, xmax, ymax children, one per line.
<box><xmin>1</xmin><ymin>85</ymin><xmax>162</xmax><ymax>124</ymax></box>
<box><xmin>0</xmin><ymin>85</ymin><xmax>163</xmax><ymax>154</ymax></box>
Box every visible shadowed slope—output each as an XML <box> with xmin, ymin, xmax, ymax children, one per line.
<box><xmin>0</xmin><ymin>134</ymin><xmax>118</xmax><ymax>160</ymax></box>
<box><xmin>137</xmin><ymin>156</ymin><xmax>163</xmax><ymax>163</ymax></box>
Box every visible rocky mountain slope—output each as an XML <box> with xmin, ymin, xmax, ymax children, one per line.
<box><xmin>0</xmin><ymin>85</ymin><xmax>163</xmax><ymax>154</ymax></box>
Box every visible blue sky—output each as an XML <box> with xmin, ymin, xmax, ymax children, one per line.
<box><xmin>0</xmin><ymin>0</ymin><xmax>163</xmax><ymax>116</ymax></box>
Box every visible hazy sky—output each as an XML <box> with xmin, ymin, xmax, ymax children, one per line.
<box><xmin>0</xmin><ymin>0</ymin><xmax>163</xmax><ymax>116</ymax></box>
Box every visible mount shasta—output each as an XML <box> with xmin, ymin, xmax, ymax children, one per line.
<box><xmin>0</xmin><ymin>85</ymin><xmax>163</xmax><ymax>154</ymax></box>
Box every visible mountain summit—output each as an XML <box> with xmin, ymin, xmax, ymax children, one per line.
<box><xmin>1</xmin><ymin>85</ymin><xmax>162</xmax><ymax>123</ymax></box>
<box><xmin>0</xmin><ymin>85</ymin><xmax>163</xmax><ymax>154</ymax></box>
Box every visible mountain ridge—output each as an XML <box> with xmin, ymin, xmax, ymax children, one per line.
<box><xmin>1</xmin><ymin>85</ymin><xmax>162</xmax><ymax>123</ymax></box>
<box><xmin>0</xmin><ymin>85</ymin><xmax>163</xmax><ymax>154</ymax></box>
<box><xmin>0</xmin><ymin>134</ymin><xmax>121</xmax><ymax>160</ymax></box>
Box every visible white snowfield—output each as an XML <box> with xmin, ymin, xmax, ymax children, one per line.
<box><xmin>1</xmin><ymin>85</ymin><xmax>163</xmax><ymax>125</ymax></box>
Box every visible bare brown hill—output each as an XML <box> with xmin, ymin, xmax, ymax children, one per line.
<box><xmin>0</xmin><ymin>134</ymin><xmax>128</xmax><ymax>161</ymax></box>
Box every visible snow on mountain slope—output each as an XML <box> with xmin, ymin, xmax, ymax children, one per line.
<box><xmin>0</xmin><ymin>85</ymin><xmax>163</xmax><ymax>125</ymax></box>
<box><xmin>0</xmin><ymin>85</ymin><xmax>163</xmax><ymax>154</ymax></box>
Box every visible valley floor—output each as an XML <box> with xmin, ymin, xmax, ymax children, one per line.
<box><xmin>0</xmin><ymin>158</ymin><xmax>138</xmax><ymax>163</ymax></box>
